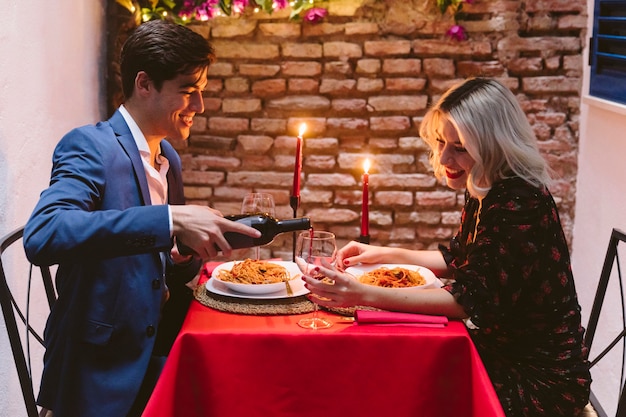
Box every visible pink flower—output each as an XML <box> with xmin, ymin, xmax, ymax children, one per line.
<box><xmin>446</xmin><ymin>24</ymin><xmax>467</xmax><ymax>41</ymax></box>
<box><xmin>231</xmin><ymin>0</ymin><xmax>249</xmax><ymax>13</ymax></box>
<box><xmin>303</xmin><ymin>7</ymin><xmax>328</xmax><ymax>22</ymax></box>
<box><xmin>273</xmin><ymin>0</ymin><xmax>288</xmax><ymax>10</ymax></box>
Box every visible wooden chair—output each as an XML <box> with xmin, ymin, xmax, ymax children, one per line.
<box><xmin>583</xmin><ymin>228</ymin><xmax>626</xmax><ymax>417</ymax></box>
<box><xmin>0</xmin><ymin>226</ymin><xmax>56</xmax><ymax>417</ymax></box>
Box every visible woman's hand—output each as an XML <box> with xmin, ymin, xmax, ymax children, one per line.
<box><xmin>295</xmin><ymin>257</ymin><xmax>369</xmax><ymax>308</ymax></box>
<box><xmin>335</xmin><ymin>241</ymin><xmax>390</xmax><ymax>270</ymax></box>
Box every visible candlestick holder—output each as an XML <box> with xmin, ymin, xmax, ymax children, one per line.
<box><xmin>290</xmin><ymin>195</ymin><xmax>300</xmax><ymax>261</ymax></box>
<box><xmin>359</xmin><ymin>235</ymin><xmax>370</xmax><ymax>244</ymax></box>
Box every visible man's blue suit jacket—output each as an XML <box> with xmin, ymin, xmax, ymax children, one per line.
<box><xmin>24</xmin><ymin>110</ymin><xmax>200</xmax><ymax>416</ymax></box>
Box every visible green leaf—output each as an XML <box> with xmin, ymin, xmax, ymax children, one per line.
<box><xmin>162</xmin><ymin>0</ymin><xmax>177</xmax><ymax>9</ymax></box>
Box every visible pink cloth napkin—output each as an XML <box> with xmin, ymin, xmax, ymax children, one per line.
<box><xmin>354</xmin><ymin>310</ymin><xmax>448</xmax><ymax>327</ymax></box>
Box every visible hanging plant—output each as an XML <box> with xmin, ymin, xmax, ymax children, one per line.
<box><xmin>116</xmin><ymin>0</ymin><xmax>329</xmax><ymax>25</ymax></box>
<box><xmin>436</xmin><ymin>0</ymin><xmax>472</xmax><ymax>41</ymax></box>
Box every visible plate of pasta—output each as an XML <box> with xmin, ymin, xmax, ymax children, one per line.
<box><xmin>208</xmin><ymin>259</ymin><xmax>307</xmax><ymax>297</ymax></box>
<box><xmin>345</xmin><ymin>264</ymin><xmax>442</xmax><ymax>289</ymax></box>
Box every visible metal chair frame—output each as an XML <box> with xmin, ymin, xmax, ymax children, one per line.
<box><xmin>0</xmin><ymin>226</ymin><xmax>56</xmax><ymax>417</ymax></box>
<box><xmin>584</xmin><ymin>228</ymin><xmax>626</xmax><ymax>417</ymax></box>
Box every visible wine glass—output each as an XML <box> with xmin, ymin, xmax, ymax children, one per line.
<box><xmin>296</xmin><ymin>230</ymin><xmax>336</xmax><ymax>329</ymax></box>
<box><xmin>241</xmin><ymin>193</ymin><xmax>275</xmax><ymax>259</ymax></box>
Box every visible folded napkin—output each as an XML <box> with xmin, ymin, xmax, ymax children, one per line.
<box><xmin>354</xmin><ymin>310</ymin><xmax>448</xmax><ymax>327</ymax></box>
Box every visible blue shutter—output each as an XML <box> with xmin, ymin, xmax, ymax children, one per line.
<box><xmin>589</xmin><ymin>0</ymin><xmax>626</xmax><ymax>105</ymax></box>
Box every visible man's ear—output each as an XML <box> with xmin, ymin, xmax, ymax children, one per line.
<box><xmin>134</xmin><ymin>71</ymin><xmax>153</xmax><ymax>97</ymax></box>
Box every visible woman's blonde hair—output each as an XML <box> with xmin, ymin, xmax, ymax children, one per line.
<box><xmin>419</xmin><ymin>78</ymin><xmax>551</xmax><ymax>197</ymax></box>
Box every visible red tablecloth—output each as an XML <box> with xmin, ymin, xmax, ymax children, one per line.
<box><xmin>142</xmin><ymin>264</ymin><xmax>505</xmax><ymax>417</ymax></box>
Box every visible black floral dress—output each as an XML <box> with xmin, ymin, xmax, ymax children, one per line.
<box><xmin>440</xmin><ymin>177</ymin><xmax>591</xmax><ymax>417</ymax></box>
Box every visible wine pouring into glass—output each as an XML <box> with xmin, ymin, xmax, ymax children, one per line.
<box><xmin>296</xmin><ymin>230</ymin><xmax>336</xmax><ymax>329</ymax></box>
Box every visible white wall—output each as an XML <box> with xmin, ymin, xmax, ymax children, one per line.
<box><xmin>572</xmin><ymin>1</ymin><xmax>626</xmax><ymax>414</ymax></box>
<box><xmin>0</xmin><ymin>1</ymin><xmax>105</xmax><ymax>415</ymax></box>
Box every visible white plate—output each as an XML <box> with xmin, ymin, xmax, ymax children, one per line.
<box><xmin>345</xmin><ymin>264</ymin><xmax>442</xmax><ymax>289</ymax></box>
<box><xmin>207</xmin><ymin>260</ymin><xmax>309</xmax><ymax>299</ymax></box>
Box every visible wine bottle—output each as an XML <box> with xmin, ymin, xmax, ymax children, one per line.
<box><xmin>178</xmin><ymin>214</ymin><xmax>311</xmax><ymax>255</ymax></box>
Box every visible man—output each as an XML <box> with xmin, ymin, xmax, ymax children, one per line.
<box><xmin>23</xmin><ymin>20</ymin><xmax>259</xmax><ymax>417</ymax></box>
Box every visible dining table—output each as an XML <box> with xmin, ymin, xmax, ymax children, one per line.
<box><xmin>141</xmin><ymin>262</ymin><xmax>506</xmax><ymax>417</ymax></box>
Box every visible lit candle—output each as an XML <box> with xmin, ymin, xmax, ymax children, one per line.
<box><xmin>360</xmin><ymin>159</ymin><xmax>370</xmax><ymax>241</ymax></box>
<box><xmin>291</xmin><ymin>123</ymin><xmax>306</xmax><ymax>198</ymax></box>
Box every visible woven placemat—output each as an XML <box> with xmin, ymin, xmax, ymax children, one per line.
<box><xmin>194</xmin><ymin>285</ymin><xmax>316</xmax><ymax>315</ymax></box>
<box><xmin>322</xmin><ymin>305</ymin><xmax>381</xmax><ymax>317</ymax></box>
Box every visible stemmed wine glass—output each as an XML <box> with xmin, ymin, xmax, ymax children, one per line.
<box><xmin>296</xmin><ymin>230</ymin><xmax>336</xmax><ymax>329</ymax></box>
<box><xmin>241</xmin><ymin>193</ymin><xmax>276</xmax><ymax>260</ymax></box>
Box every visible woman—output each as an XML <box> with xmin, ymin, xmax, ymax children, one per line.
<box><xmin>298</xmin><ymin>78</ymin><xmax>591</xmax><ymax>417</ymax></box>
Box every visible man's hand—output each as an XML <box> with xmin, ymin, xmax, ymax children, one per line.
<box><xmin>170</xmin><ymin>205</ymin><xmax>261</xmax><ymax>260</ymax></box>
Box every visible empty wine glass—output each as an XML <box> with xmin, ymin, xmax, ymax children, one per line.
<box><xmin>241</xmin><ymin>193</ymin><xmax>275</xmax><ymax>259</ymax></box>
<box><xmin>296</xmin><ymin>230</ymin><xmax>336</xmax><ymax>329</ymax></box>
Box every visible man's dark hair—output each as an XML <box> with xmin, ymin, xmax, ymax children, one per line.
<box><xmin>120</xmin><ymin>20</ymin><xmax>215</xmax><ymax>99</ymax></box>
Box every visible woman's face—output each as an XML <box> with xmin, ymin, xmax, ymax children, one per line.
<box><xmin>436</xmin><ymin>120</ymin><xmax>476</xmax><ymax>190</ymax></box>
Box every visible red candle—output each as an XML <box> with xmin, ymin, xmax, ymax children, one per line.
<box><xmin>361</xmin><ymin>159</ymin><xmax>370</xmax><ymax>236</ymax></box>
<box><xmin>291</xmin><ymin>123</ymin><xmax>306</xmax><ymax>197</ymax></box>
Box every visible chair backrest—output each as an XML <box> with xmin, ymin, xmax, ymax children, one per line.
<box><xmin>584</xmin><ymin>228</ymin><xmax>626</xmax><ymax>417</ymax></box>
<box><xmin>0</xmin><ymin>226</ymin><xmax>56</xmax><ymax>417</ymax></box>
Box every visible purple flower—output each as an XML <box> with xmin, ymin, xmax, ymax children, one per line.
<box><xmin>273</xmin><ymin>0</ymin><xmax>289</xmax><ymax>10</ymax></box>
<box><xmin>464</xmin><ymin>0</ymin><xmax>474</xmax><ymax>4</ymax></box>
<box><xmin>446</xmin><ymin>24</ymin><xmax>467</xmax><ymax>41</ymax></box>
<box><xmin>303</xmin><ymin>7</ymin><xmax>328</xmax><ymax>22</ymax></box>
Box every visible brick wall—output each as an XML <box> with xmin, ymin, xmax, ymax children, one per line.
<box><xmin>108</xmin><ymin>0</ymin><xmax>587</xmax><ymax>260</ymax></box>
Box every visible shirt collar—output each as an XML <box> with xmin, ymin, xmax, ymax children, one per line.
<box><xmin>118</xmin><ymin>104</ymin><xmax>161</xmax><ymax>159</ymax></box>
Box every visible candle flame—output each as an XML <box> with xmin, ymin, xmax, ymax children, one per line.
<box><xmin>298</xmin><ymin>123</ymin><xmax>307</xmax><ymax>137</ymax></box>
<box><xmin>363</xmin><ymin>158</ymin><xmax>371</xmax><ymax>174</ymax></box>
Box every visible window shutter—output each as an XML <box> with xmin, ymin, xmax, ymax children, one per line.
<box><xmin>589</xmin><ymin>0</ymin><xmax>626</xmax><ymax>105</ymax></box>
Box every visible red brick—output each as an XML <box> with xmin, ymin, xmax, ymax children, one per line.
<box><xmin>356</xmin><ymin>59</ymin><xmax>381</xmax><ymax>74</ymax></box>
<box><xmin>320</xmin><ymin>79</ymin><xmax>357</xmax><ymax>95</ymax></box>
<box><xmin>323</xmin><ymin>42</ymin><xmax>363</xmax><ymax>58</ymax></box>
<box><xmin>208</xmin><ymin>62</ymin><xmax>233</xmax><ymax>77</ymax></box>
<box><xmin>282</xmin><ymin>43</ymin><xmax>323</xmax><ymax>58</ymax></box>
<box><xmin>302</xmin><ymin>23</ymin><xmax>345</xmax><ymax>37</ymax></box>
<box><xmin>212</xmin><ymin>41</ymin><xmax>280</xmax><ymax>59</ymax></box>
<box><xmin>258</xmin><ymin>23</ymin><xmax>301</xmax><ymax>37</ymax></box>
<box><xmin>385</xmin><ymin>78</ymin><xmax>427</xmax><ymax>92</ymax></box>
<box><xmin>368</xmin><ymin>95</ymin><xmax>428</xmax><ymax>112</ymax></box>
<box><xmin>325</xmin><ymin>61</ymin><xmax>352</xmax><ymax>75</ymax></box>
<box><xmin>237</xmin><ymin>135</ymin><xmax>274</xmax><ymax>153</ymax></box>
<box><xmin>382</xmin><ymin>59</ymin><xmax>421</xmax><ymax>75</ymax></box>
<box><xmin>281</xmin><ymin>61</ymin><xmax>322</xmax><ymax>77</ymax></box>
<box><xmin>239</xmin><ymin>64</ymin><xmax>281</xmax><ymax>77</ymax></box>
<box><xmin>370</xmin><ymin>116</ymin><xmax>411</xmax><ymax>132</ymax></box>
<box><xmin>375</xmin><ymin>191</ymin><xmax>413</xmax><ymax>206</ymax></box>
<box><xmin>224</xmin><ymin>78</ymin><xmax>249</xmax><ymax>93</ymax></box>
<box><xmin>345</xmin><ymin>22</ymin><xmax>379</xmax><ymax>35</ymax></box>
<box><xmin>208</xmin><ymin>117</ymin><xmax>250</xmax><ymax>132</ymax></box>
<box><xmin>251</xmin><ymin>118</ymin><xmax>287</xmax><ymax>134</ymax></box>
<box><xmin>222</xmin><ymin>98</ymin><xmax>262</xmax><ymax>113</ymax></box>
<box><xmin>327</xmin><ymin>118</ymin><xmax>369</xmax><ymax>131</ymax></box>
<box><xmin>211</xmin><ymin>20</ymin><xmax>256</xmax><ymax>37</ymax></box>
<box><xmin>364</xmin><ymin>40</ymin><xmax>412</xmax><ymax>56</ymax></box>
<box><xmin>267</xmin><ymin>96</ymin><xmax>330</xmax><ymax>111</ymax></box>
<box><xmin>288</xmin><ymin>78</ymin><xmax>319</xmax><ymax>93</ymax></box>
<box><xmin>357</xmin><ymin>78</ymin><xmax>384</xmax><ymax>92</ymax></box>
<box><xmin>251</xmin><ymin>79</ymin><xmax>286</xmax><ymax>97</ymax></box>
<box><xmin>331</xmin><ymin>99</ymin><xmax>367</xmax><ymax>113</ymax></box>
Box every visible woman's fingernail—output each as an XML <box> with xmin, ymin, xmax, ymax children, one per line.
<box><xmin>343</xmin><ymin>259</ymin><xmax>350</xmax><ymax>266</ymax></box>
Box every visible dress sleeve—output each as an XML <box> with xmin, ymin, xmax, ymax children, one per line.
<box><xmin>443</xmin><ymin>182</ymin><xmax>556</xmax><ymax>329</ymax></box>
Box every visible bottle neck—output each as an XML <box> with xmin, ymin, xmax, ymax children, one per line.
<box><xmin>277</xmin><ymin>218</ymin><xmax>311</xmax><ymax>233</ymax></box>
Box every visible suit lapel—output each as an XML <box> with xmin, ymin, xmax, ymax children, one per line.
<box><xmin>109</xmin><ymin>110</ymin><xmax>152</xmax><ymax>206</ymax></box>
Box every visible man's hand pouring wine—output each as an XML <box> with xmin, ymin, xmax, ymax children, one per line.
<box><xmin>171</xmin><ymin>205</ymin><xmax>261</xmax><ymax>260</ymax></box>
